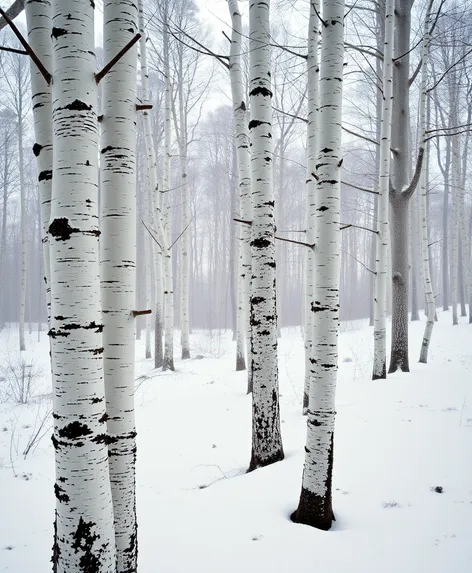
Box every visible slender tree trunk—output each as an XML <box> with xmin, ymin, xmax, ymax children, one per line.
<box><xmin>373</xmin><ymin>0</ymin><xmax>394</xmax><ymax>380</ymax></box>
<box><xmin>138</xmin><ymin>0</ymin><xmax>164</xmax><ymax>367</ymax></box>
<box><xmin>247</xmin><ymin>0</ymin><xmax>284</xmax><ymax>472</ymax></box>
<box><xmin>18</xmin><ymin>89</ymin><xmax>26</xmax><ymax>351</ymax></box>
<box><xmin>49</xmin><ymin>1</ymin><xmax>115</xmax><ymax>570</ymax></box>
<box><xmin>418</xmin><ymin>1</ymin><xmax>435</xmax><ymax>363</ymax></box>
<box><xmin>162</xmin><ymin>3</ymin><xmax>175</xmax><ymax>371</ymax></box>
<box><xmin>144</xmin><ymin>231</ymin><xmax>152</xmax><ymax>359</ymax></box>
<box><xmin>292</xmin><ymin>0</ymin><xmax>344</xmax><ymax>531</ymax></box>
<box><xmin>442</xmin><ymin>166</ymin><xmax>450</xmax><ymax>310</ymax></box>
<box><xmin>0</xmin><ymin>125</ymin><xmax>10</xmax><ymax>329</ymax></box>
<box><xmin>303</xmin><ymin>0</ymin><xmax>320</xmax><ymax>412</ymax></box>
<box><xmin>410</xmin><ymin>194</ymin><xmax>420</xmax><ymax>320</ymax></box>
<box><xmin>228</xmin><ymin>0</ymin><xmax>252</xmax><ymax>381</ymax></box>
<box><xmin>100</xmin><ymin>2</ymin><xmax>138</xmax><ymax>569</ymax></box>
<box><xmin>25</xmin><ymin>0</ymin><xmax>53</xmax><ymax>328</ymax></box>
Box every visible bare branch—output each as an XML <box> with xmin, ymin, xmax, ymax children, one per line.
<box><xmin>142</xmin><ymin>220</ymin><xmax>162</xmax><ymax>250</ymax></box>
<box><xmin>0</xmin><ymin>0</ymin><xmax>24</xmax><ymax>32</ymax></box>
<box><xmin>342</xmin><ymin>180</ymin><xmax>379</xmax><ymax>195</ymax></box>
<box><xmin>340</xmin><ymin>223</ymin><xmax>378</xmax><ymax>234</ymax></box>
<box><xmin>403</xmin><ymin>147</ymin><xmax>425</xmax><ymax>199</ymax></box>
<box><xmin>342</xmin><ymin>249</ymin><xmax>376</xmax><ymax>275</ymax></box>
<box><xmin>131</xmin><ymin>309</ymin><xmax>152</xmax><ymax>317</ymax></box>
<box><xmin>0</xmin><ymin>7</ymin><xmax>51</xmax><ymax>85</ymax></box>
<box><xmin>96</xmin><ymin>34</ymin><xmax>141</xmax><ymax>83</ymax></box>
<box><xmin>0</xmin><ymin>45</ymin><xmax>27</xmax><ymax>55</ymax></box>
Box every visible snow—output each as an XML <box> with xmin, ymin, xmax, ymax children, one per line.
<box><xmin>1</xmin><ymin>315</ymin><xmax>472</xmax><ymax>572</ymax></box>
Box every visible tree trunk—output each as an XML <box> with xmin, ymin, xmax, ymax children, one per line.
<box><xmin>303</xmin><ymin>0</ymin><xmax>320</xmax><ymax>412</ymax></box>
<box><xmin>410</xmin><ymin>194</ymin><xmax>420</xmax><ymax>321</ymax></box>
<box><xmin>25</xmin><ymin>0</ymin><xmax>53</xmax><ymax>328</ymax></box>
<box><xmin>100</xmin><ymin>1</ymin><xmax>138</xmax><ymax>569</ymax></box>
<box><xmin>228</xmin><ymin>0</ymin><xmax>252</xmax><ymax>382</ymax></box>
<box><xmin>373</xmin><ymin>0</ymin><xmax>394</xmax><ymax>380</ymax></box>
<box><xmin>292</xmin><ymin>0</ymin><xmax>344</xmax><ymax>531</ymax></box>
<box><xmin>49</xmin><ymin>1</ymin><xmax>115</xmax><ymax>570</ymax></box>
<box><xmin>18</xmin><ymin>84</ymin><xmax>26</xmax><ymax>351</ymax></box>
<box><xmin>247</xmin><ymin>0</ymin><xmax>284</xmax><ymax>472</ymax></box>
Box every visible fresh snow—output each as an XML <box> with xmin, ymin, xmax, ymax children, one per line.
<box><xmin>1</xmin><ymin>314</ymin><xmax>472</xmax><ymax>572</ymax></box>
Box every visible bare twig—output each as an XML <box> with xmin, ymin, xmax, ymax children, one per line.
<box><xmin>168</xmin><ymin>216</ymin><xmax>194</xmax><ymax>250</ymax></box>
<box><xmin>131</xmin><ymin>309</ymin><xmax>152</xmax><ymax>317</ymax></box>
<box><xmin>340</xmin><ymin>223</ymin><xmax>378</xmax><ymax>234</ymax></box>
<box><xmin>0</xmin><ymin>45</ymin><xmax>27</xmax><ymax>55</ymax></box>
<box><xmin>342</xmin><ymin>180</ymin><xmax>379</xmax><ymax>195</ymax></box>
<box><xmin>142</xmin><ymin>220</ymin><xmax>162</xmax><ymax>250</ymax></box>
<box><xmin>233</xmin><ymin>218</ymin><xmax>315</xmax><ymax>248</ymax></box>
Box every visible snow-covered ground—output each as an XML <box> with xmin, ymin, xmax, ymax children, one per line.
<box><xmin>1</xmin><ymin>313</ymin><xmax>471</xmax><ymax>572</ymax></box>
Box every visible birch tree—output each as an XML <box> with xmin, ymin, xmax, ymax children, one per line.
<box><xmin>49</xmin><ymin>0</ymin><xmax>115</xmax><ymax>569</ymax></box>
<box><xmin>100</xmin><ymin>0</ymin><xmax>139</xmax><ymax>569</ymax></box>
<box><xmin>292</xmin><ymin>0</ymin><xmax>344</xmax><ymax>531</ymax></box>
<box><xmin>25</xmin><ymin>0</ymin><xmax>52</xmax><ymax>326</ymax></box>
<box><xmin>418</xmin><ymin>0</ymin><xmax>435</xmax><ymax>362</ymax></box>
<box><xmin>372</xmin><ymin>0</ymin><xmax>394</xmax><ymax>380</ymax></box>
<box><xmin>228</xmin><ymin>0</ymin><xmax>252</xmax><ymax>377</ymax></box>
<box><xmin>303</xmin><ymin>0</ymin><xmax>320</xmax><ymax>412</ymax></box>
<box><xmin>247</xmin><ymin>0</ymin><xmax>284</xmax><ymax>472</ymax></box>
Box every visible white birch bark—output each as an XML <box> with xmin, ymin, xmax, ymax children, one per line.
<box><xmin>25</xmin><ymin>0</ymin><xmax>53</xmax><ymax>327</ymax></box>
<box><xmin>449</xmin><ymin>82</ymin><xmax>460</xmax><ymax>326</ymax></box>
<box><xmin>138</xmin><ymin>0</ymin><xmax>164</xmax><ymax>367</ymax></box>
<box><xmin>372</xmin><ymin>0</ymin><xmax>394</xmax><ymax>380</ymax></box>
<box><xmin>247</xmin><ymin>0</ymin><xmax>284</xmax><ymax>472</ymax></box>
<box><xmin>293</xmin><ymin>0</ymin><xmax>344</xmax><ymax>531</ymax></box>
<box><xmin>18</xmin><ymin>89</ymin><xmax>26</xmax><ymax>351</ymax></box>
<box><xmin>161</xmin><ymin>3</ymin><xmax>175</xmax><ymax>371</ymax></box>
<box><xmin>303</xmin><ymin>0</ymin><xmax>320</xmax><ymax>413</ymax></box>
<box><xmin>144</xmin><ymin>230</ymin><xmax>152</xmax><ymax>359</ymax></box>
<box><xmin>100</xmin><ymin>1</ymin><xmax>138</xmax><ymax>569</ymax></box>
<box><xmin>418</xmin><ymin>0</ymin><xmax>435</xmax><ymax>363</ymax></box>
<box><xmin>228</xmin><ymin>0</ymin><xmax>252</xmax><ymax>377</ymax></box>
<box><xmin>49</xmin><ymin>2</ymin><xmax>115</xmax><ymax>570</ymax></box>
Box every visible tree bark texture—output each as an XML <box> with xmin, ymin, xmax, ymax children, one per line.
<box><xmin>49</xmin><ymin>1</ymin><xmax>115</xmax><ymax>570</ymax></box>
<box><xmin>100</xmin><ymin>0</ymin><xmax>138</xmax><ymax>569</ymax></box>
<box><xmin>247</xmin><ymin>0</ymin><xmax>284</xmax><ymax>472</ymax></box>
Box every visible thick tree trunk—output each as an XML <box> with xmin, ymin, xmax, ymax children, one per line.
<box><xmin>373</xmin><ymin>0</ymin><xmax>394</xmax><ymax>380</ymax></box>
<box><xmin>303</xmin><ymin>0</ymin><xmax>319</xmax><ymax>413</ymax></box>
<box><xmin>100</xmin><ymin>1</ymin><xmax>138</xmax><ymax>570</ymax></box>
<box><xmin>49</xmin><ymin>1</ymin><xmax>115</xmax><ymax>570</ymax></box>
<box><xmin>292</xmin><ymin>0</ymin><xmax>344</xmax><ymax>531</ymax></box>
<box><xmin>247</xmin><ymin>0</ymin><xmax>284</xmax><ymax>472</ymax></box>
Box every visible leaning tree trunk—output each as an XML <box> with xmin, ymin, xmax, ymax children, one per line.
<box><xmin>228</xmin><ymin>0</ymin><xmax>253</xmax><ymax>379</ymax></box>
<box><xmin>292</xmin><ymin>0</ymin><xmax>344</xmax><ymax>531</ymax></box>
<box><xmin>49</xmin><ymin>1</ymin><xmax>115</xmax><ymax>570</ymax></box>
<box><xmin>247</xmin><ymin>0</ymin><xmax>284</xmax><ymax>472</ymax></box>
<box><xmin>100</xmin><ymin>1</ymin><xmax>138</xmax><ymax>570</ymax></box>
<box><xmin>372</xmin><ymin>0</ymin><xmax>394</xmax><ymax>380</ymax></box>
<box><xmin>25</xmin><ymin>0</ymin><xmax>53</xmax><ymax>326</ymax></box>
<box><xmin>418</xmin><ymin>0</ymin><xmax>435</xmax><ymax>363</ymax></box>
<box><xmin>303</xmin><ymin>0</ymin><xmax>320</xmax><ymax>413</ymax></box>
<box><xmin>388</xmin><ymin>0</ymin><xmax>424</xmax><ymax>374</ymax></box>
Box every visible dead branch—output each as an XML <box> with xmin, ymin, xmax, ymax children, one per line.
<box><xmin>96</xmin><ymin>34</ymin><xmax>141</xmax><ymax>84</ymax></box>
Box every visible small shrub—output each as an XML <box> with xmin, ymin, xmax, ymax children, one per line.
<box><xmin>0</xmin><ymin>356</ymin><xmax>42</xmax><ymax>404</ymax></box>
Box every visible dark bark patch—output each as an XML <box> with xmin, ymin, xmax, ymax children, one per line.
<box><xmin>91</xmin><ymin>347</ymin><xmax>104</xmax><ymax>355</ymax></box>
<box><xmin>320</xmin><ymin>147</ymin><xmax>333</xmax><ymax>154</ymax></box>
<box><xmin>317</xmin><ymin>205</ymin><xmax>329</xmax><ymax>212</ymax></box>
<box><xmin>248</xmin><ymin>119</ymin><xmax>269</xmax><ymax>130</ymax></box>
<box><xmin>54</xmin><ymin>483</ymin><xmax>70</xmax><ymax>503</ymax></box>
<box><xmin>98</xmin><ymin>413</ymin><xmax>109</xmax><ymax>424</ymax></box>
<box><xmin>252</xmin><ymin>296</ymin><xmax>265</xmax><ymax>305</ymax></box>
<box><xmin>71</xmin><ymin>517</ymin><xmax>100</xmax><ymax>572</ymax></box>
<box><xmin>249</xmin><ymin>86</ymin><xmax>273</xmax><ymax>98</ymax></box>
<box><xmin>51</xmin><ymin>27</ymin><xmax>68</xmax><ymax>39</ymax></box>
<box><xmin>64</xmin><ymin>99</ymin><xmax>92</xmax><ymax>112</ymax></box>
<box><xmin>39</xmin><ymin>170</ymin><xmax>52</xmax><ymax>182</ymax></box>
<box><xmin>92</xmin><ymin>433</ymin><xmax>117</xmax><ymax>445</ymax></box>
<box><xmin>311</xmin><ymin>302</ymin><xmax>330</xmax><ymax>313</ymax></box>
<box><xmin>59</xmin><ymin>421</ymin><xmax>93</xmax><ymax>440</ymax></box>
<box><xmin>251</xmin><ymin>237</ymin><xmax>271</xmax><ymax>249</ymax></box>
<box><xmin>48</xmin><ymin>328</ymin><xmax>70</xmax><ymax>339</ymax></box>
<box><xmin>49</xmin><ymin>218</ymin><xmax>78</xmax><ymax>241</ymax></box>
<box><xmin>91</xmin><ymin>397</ymin><xmax>103</xmax><ymax>404</ymax></box>
<box><xmin>51</xmin><ymin>512</ymin><xmax>60</xmax><ymax>572</ymax></box>
<box><xmin>101</xmin><ymin>145</ymin><xmax>115</xmax><ymax>154</ymax></box>
<box><xmin>32</xmin><ymin>143</ymin><xmax>43</xmax><ymax>157</ymax></box>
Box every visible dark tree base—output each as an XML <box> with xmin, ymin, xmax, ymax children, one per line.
<box><xmin>162</xmin><ymin>358</ymin><xmax>175</xmax><ymax>372</ymax></box>
<box><xmin>372</xmin><ymin>360</ymin><xmax>386</xmax><ymax>380</ymax></box>
<box><xmin>388</xmin><ymin>349</ymin><xmax>409</xmax><ymax>374</ymax></box>
<box><xmin>247</xmin><ymin>447</ymin><xmax>284</xmax><ymax>473</ymax></box>
<box><xmin>236</xmin><ymin>355</ymin><xmax>246</xmax><ymax>371</ymax></box>
<box><xmin>154</xmin><ymin>355</ymin><xmax>163</xmax><ymax>369</ymax></box>
<box><xmin>291</xmin><ymin>487</ymin><xmax>334</xmax><ymax>531</ymax></box>
<box><xmin>246</xmin><ymin>377</ymin><xmax>253</xmax><ymax>394</ymax></box>
<box><xmin>182</xmin><ymin>348</ymin><xmax>190</xmax><ymax>360</ymax></box>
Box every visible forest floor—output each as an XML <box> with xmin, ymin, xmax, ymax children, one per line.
<box><xmin>0</xmin><ymin>312</ymin><xmax>472</xmax><ymax>572</ymax></box>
